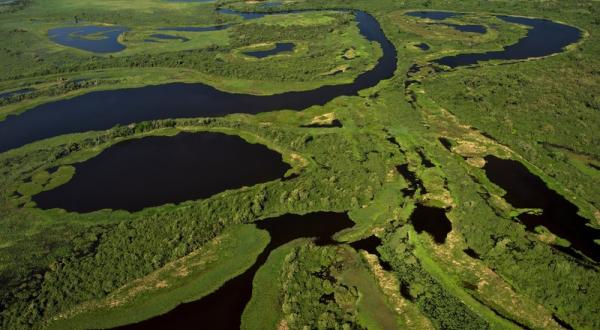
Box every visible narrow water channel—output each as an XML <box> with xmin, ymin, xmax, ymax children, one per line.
<box><xmin>116</xmin><ymin>212</ymin><xmax>354</xmax><ymax>330</ymax></box>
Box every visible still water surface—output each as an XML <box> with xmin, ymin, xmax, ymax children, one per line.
<box><xmin>33</xmin><ymin>132</ymin><xmax>290</xmax><ymax>212</ymax></box>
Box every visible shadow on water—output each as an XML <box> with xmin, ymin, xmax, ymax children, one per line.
<box><xmin>410</xmin><ymin>205</ymin><xmax>452</xmax><ymax>244</ymax></box>
<box><xmin>0</xmin><ymin>10</ymin><xmax>397</xmax><ymax>153</ymax></box>
<box><xmin>243</xmin><ymin>42</ymin><xmax>295</xmax><ymax>58</ymax></box>
<box><xmin>116</xmin><ymin>212</ymin><xmax>354</xmax><ymax>330</ymax></box>
<box><xmin>483</xmin><ymin>156</ymin><xmax>600</xmax><ymax>262</ymax></box>
<box><xmin>48</xmin><ymin>26</ymin><xmax>129</xmax><ymax>53</ymax></box>
<box><xmin>33</xmin><ymin>132</ymin><xmax>290</xmax><ymax>213</ymax></box>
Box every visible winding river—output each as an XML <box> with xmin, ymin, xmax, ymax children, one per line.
<box><xmin>0</xmin><ymin>6</ymin><xmax>588</xmax><ymax>329</ymax></box>
<box><xmin>0</xmin><ymin>9</ymin><xmax>396</xmax><ymax>153</ymax></box>
<box><xmin>117</xmin><ymin>212</ymin><xmax>355</xmax><ymax>330</ymax></box>
<box><xmin>0</xmin><ymin>9</ymin><xmax>582</xmax><ymax>153</ymax></box>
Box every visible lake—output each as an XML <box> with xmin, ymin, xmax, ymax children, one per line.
<box><xmin>0</xmin><ymin>9</ymin><xmax>397</xmax><ymax>153</ymax></box>
<box><xmin>243</xmin><ymin>42</ymin><xmax>295</xmax><ymax>58</ymax></box>
<box><xmin>48</xmin><ymin>25</ymin><xmax>129</xmax><ymax>53</ymax></box>
<box><xmin>33</xmin><ymin>132</ymin><xmax>290</xmax><ymax>213</ymax></box>
<box><xmin>484</xmin><ymin>155</ymin><xmax>600</xmax><ymax>262</ymax></box>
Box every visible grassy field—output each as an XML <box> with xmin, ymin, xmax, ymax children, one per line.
<box><xmin>0</xmin><ymin>0</ymin><xmax>599</xmax><ymax>329</ymax></box>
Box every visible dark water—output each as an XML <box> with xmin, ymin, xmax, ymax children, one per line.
<box><xmin>300</xmin><ymin>119</ymin><xmax>342</xmax><ymax>128</ymax></box>
<box><xmin>463</xmin><ymin>248</ymin><xmax>481</xmax><ymax>259</ymax></box>
<box><xmin>438</xmin><ymin>137</ymin><xmax>453</xmax><ymax>151</ymax></box>
<box><xmin>0</xmin><ymin>88</ymin><xmax>35</xmax><ymax>100</ymax></box>
<box><xmin>396</xmin><ymin>164</ymin><xmax>426</xmax><ymax>196</ymax></box>
<box><xmin>33</xmin><ymin>132</ymin><xmax>290</xmax><ymax>213</ymax></box>
<box><xmin>405</xmin><ymin>11</ymin><xmax>460</xmax><ymax>20</ymax></box>
<box><xmin>436</xmin><ymin>15</ymin><xmax>582</xmax><ymax>68</ymax></box>
<box><xmin>117</xmin><ymin>212</ymin><xmax>354</xmax><ymax>330</ymax></box>
<box><xmin>158</xmin><ymin>24</ymin><xmax>231</xmax><ymax>32</ymax></box>
<box><xmin>437</xmin><ymin>22</ymin><xmax>486</xmax><ymax>34</ymax></box>
<box><xmin>350</xmin><ymin>235</ymin><xmax>393</xmax><ymax>271</ymax></box>
<box><xmin>416</xmin><ymin>42</ymin><xmax>430</xmax><ymax>51</ymax></box>
<box><xmin>483</xmin><ymin>156</ymin><xmax>600</xmax><ymax>262</ymax></box>
<box><xmin>48</xmin><ymin>26</ymin><xmax>129</xmax><ymax>53</ymax></box>
<box><xmin>0</xmin><ymin>10</ymin><xmax>396</xmax><ymax>153</ymax></box>
<box><xmin>410</xmin><ymin>205</ymin><xmax>452</xmax><ymax>244</ymax></box>
<box><xmin>148</xmin><ymin>34</ymin><xmax>189</xmax><ymax>42</ymax></box>
<box><xmin>243</xmin><ymin>42</ymin><xmax>295</xmax><ymax>58</ymax></box>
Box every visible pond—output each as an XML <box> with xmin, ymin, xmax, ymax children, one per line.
<box><xmin>405</xmin><ymin>11</ymin><xmax>461</xmax><ymax>20</ymax></box>
<box><xmin>158</xmin><ymin>24</ymin><xmax>231</xmax><ymax>32</ymax></box>
<box><xmin>483</xmin><ymin>155</ymin><xmax>600</xmax><ymax>262</ymax></box>
<box><xmin>406</xmin><ymin>11</ymin><xmax>485</xmax><ymax>34</ymax></box>
<box><xmin>436</xmin><ymin>22</ymin><xmax>486</xmax><ymax>34</ymax></box>
<box><xmin>48</xmin><ymin>25</ymin><xmax>129</xmax><ymax>53</ymax></box>
<box><xmin>33</xmin><ymin>132</ymin><xmax>290</xmax><ymax>213</ymax></box>
<box><xmin>116</xmin><ymin>212</ymin><xmax>355</xmax><ymax>330</ymax></box>
<box><xmin>148</xmin><ymin>33</ymin><xmax>189</xmax><ymax>42</ymax></box>
<box><xmin>243</xmin><ymin>42</ymin><xmax>295</xmax><ymax>58</ymax></box>
<box><xmin>410</xmin><ymin>205</ymin><xmax>452</xmax><ymax>244</ymax></box>
<box><xmin>0</xmin><ymin>9</ymin><xmax>397</xmax><ymax>153</ymax></box>
<box><xmin>416</xmin><ymin>42</ymin><xmax>430</xmax><ymax>51</ymax></box>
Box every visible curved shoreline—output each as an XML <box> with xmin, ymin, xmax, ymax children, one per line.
<box><xmin>0</xmin><ymin>9</ymin><xmax>397</xmax><ymax>153</ymax></box>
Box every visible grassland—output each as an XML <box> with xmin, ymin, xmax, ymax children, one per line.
<box><xmin>0</xmin><ymin>0</ymin><xmax>599</xmax><ymax>329</ymax></box>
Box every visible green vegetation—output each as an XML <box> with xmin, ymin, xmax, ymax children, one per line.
<box><xmin>48</xmin><ymin>224</ymin><xmax>269</xmax><ymax>329</ymax></box>
<box><xmin>1</xmin><ymin>0</ymin><xmax>599</xmax><ymax>329</ymax></box>
<box><xmin>0</xmin><ymin>0</ymin><xmax>381</xmax><ymax>120</ymax></box>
